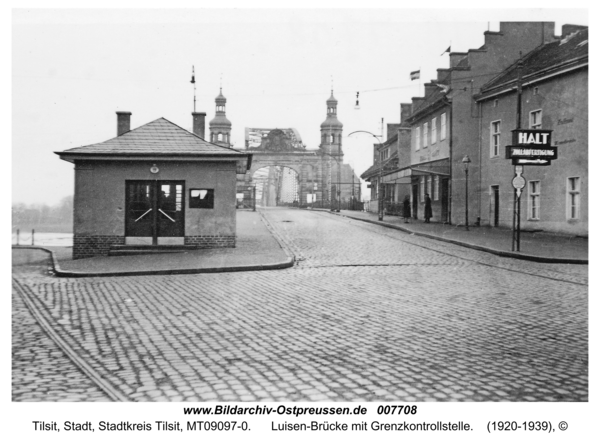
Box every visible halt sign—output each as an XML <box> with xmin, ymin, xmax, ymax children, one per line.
<box><xmin>506</xmin><ymin>129</ymin><xmax>558</xmax><ymax>166</ymax></box>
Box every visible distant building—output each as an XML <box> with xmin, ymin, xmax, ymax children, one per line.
<box><xmin>475</xmin><ymin>25</ymin><xmax>588</xmax><ymax>235</ymax></box>
<box><xmin>360</xmin><ymin>107</ymin><xmax>413</xmax><ymax>216</ymax></box>
<box><xmin>56</xmin><ymin>112</ymin><xmax>251</xmax><ymax>259</ymax></box>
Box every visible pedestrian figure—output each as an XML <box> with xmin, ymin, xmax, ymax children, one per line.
<box><xmin>402</xmin><ymin>195</ymin><xmax>411</xmax><ymax>223</ymax></box>
<box><xmin>424</xmin><ymin>193</ymin><xmax>432</xmax><ymax>223</ymax></box>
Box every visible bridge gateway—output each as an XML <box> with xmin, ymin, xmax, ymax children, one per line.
<box><xmin>238</xmin><ymin>92</ymin><xmax>360</xmax><ymax>208</ymax></box>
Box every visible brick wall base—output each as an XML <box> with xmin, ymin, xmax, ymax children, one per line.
<box><xmin>185</xmin><ymin>235</ymin><xmax>236</xmax><ymax>248</ymax></box>
<box><xmin>73</xmin><ymin>235</ymin><xmax>125</xmax><ymax>259</ymax></box>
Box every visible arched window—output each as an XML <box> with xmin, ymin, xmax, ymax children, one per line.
<box><xmin>218</xmin><ymin>133</ymin><xmax>223</xmax><ymax>141</ymax></box>
<box><xmin>330</xmin><ymin>134</ymin><xmax>334</xmax><ymax>143</ymax></box>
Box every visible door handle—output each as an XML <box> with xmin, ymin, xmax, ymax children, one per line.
<box><xmin>158</xmin><ymin>209</ymin><xmax>176</xmax><ymax>222</ymax></box>
<box><xmin>134</xmin><ymin>208</ymin><xmax>152</xmax><ymax>222</ymax></box>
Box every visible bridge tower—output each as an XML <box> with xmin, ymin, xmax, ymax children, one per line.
<box><xmin>319</xmin><ymin>91</ymin><xmax>344</xmax><ymax>204</ymax></box>
<box><xmin>209</xmin><ymin>88</ymin><xmax>232</xmax><ymax>147</ymax></box>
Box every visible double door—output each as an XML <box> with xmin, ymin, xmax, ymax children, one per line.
<box><xmin>126</xmin><ymin>181</ymin><xmax>185</xmax><ymax>243</ymax></box>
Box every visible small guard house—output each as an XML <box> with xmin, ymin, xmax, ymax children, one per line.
<box><xmin>56</xmin><ymin>111</ymin><xmax>252</xmax><ymax>259</ymax></box>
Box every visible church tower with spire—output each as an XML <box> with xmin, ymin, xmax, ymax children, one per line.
<box><xmin>209</xmin><ymin>88</ymin><xmax>232</xmax><ymax>147</ymax></box>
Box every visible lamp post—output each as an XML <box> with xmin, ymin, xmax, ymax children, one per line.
<box><xmin>462</xmin><ymin>155</ymin><xmax>471</xmax><ymax>231</ymax></box>
<box><xmin>348</xmin><ymin>130</ymin><xmax>384</xmax><ymax>221</ymax></box>
<box><xmin>337</xmin><ymin>138</ymin><xmax>342</xmax><ymax>213</ymax></box>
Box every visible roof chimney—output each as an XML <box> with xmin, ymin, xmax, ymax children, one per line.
<box><xmin>561</xmin><ymin>24</ymin><xmax>587</xmax><ymax>38</ymax></box>
<box><xmin>192</xmin><ymin>112</ymin><xmax>206</xmax><ymax>140</ymax></box>
<box><xmin>116</xmin><ymin>111</ymin><xmax>131</xmax><ymax>136</ymax></box>
<box><xmin>400</xmin><ymin>103</ymin><xmax>412</xmax><ymax>125</ymax></box>
<box><xmin>424</xmin><ymin>82</ymin><xmax>438</xmax><ymax>98</ymax></box>
<box><xmin>449</xmin><ymin>52</ymin><xmax>467</xmax><ymax>68</ymax></box>
<box><xmin>411</xmin><ymin>97</ymin><xmax>425</xmax><ymax>114</ymax></box>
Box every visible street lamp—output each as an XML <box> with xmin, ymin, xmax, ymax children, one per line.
<box><xmin>462</xmin><ymin>155</ymin><xmax>471</xmax><ymax>231</ymax></box>
<box><xmin>348</xmin><ymin>130</ymin><xmax>384</xmax><ymax>221</ymax></box>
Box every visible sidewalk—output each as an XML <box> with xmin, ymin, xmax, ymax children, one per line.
<box><xmin>330</xmin><ymin>209</ymin><xmax>588</xmax><ymax>264</ymax></box>
<box><xmin>12</xmin><ymin>210</ymin><xmax>293</xmax><ymax>277</ymax></box>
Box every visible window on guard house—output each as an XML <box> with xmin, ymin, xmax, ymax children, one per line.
<box><xmin>189</xmin><ymin>189</ymin><xmax>215</xmax><ymax>209</ymax></box>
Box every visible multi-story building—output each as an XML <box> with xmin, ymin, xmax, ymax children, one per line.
<box><xmin>474</xmin><ymin>25</ymin><xmax>588</xmax><ymax>235</ymax></box>
<box><xmin>405</xmin><ymin>22</ymin><xmax>558</xmax><ymax>225</ymax></box>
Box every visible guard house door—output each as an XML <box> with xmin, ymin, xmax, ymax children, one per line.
<box><xmin>126</xmin><ymin>180</ymin><xmax>185</xmax><ymax>244</ymax></box>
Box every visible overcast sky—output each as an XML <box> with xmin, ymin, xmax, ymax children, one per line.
<box><xmin>12</xmin><ymin>8</ymin><xmax>588</xmax><ymax>206</ymax></box>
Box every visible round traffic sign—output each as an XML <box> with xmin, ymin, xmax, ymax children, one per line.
<box><xmin>512</xmin><ymin>175</ymin><xmax>526</xmax><ymax>190</ymax></box>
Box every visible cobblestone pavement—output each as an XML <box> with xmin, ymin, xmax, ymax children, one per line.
<box><xmin>12</xmin><ymin>208</ymin><xmax>587</xmax><ymax>402</ymax></box>
<box><xmin>12</xmin><ymin>265</ymin><xmax>111</xmax><ymax>402</ymax></box>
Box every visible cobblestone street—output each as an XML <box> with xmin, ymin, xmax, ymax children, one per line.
<box><xmin>12</xmin><ymin>208</ymin><xmax>588</xmax><ymax>402</ymax></box>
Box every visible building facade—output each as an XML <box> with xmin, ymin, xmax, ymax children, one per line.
<box><xmin>363</xmin><ymin>22</ymin><xmax>584</xmax><ymax>231</ymax></box>
<box><xmin>474</xmin><ymin>26</ymin><xmax>588</xmax><ymax>236</ymax></box>
<box><xmin>407</xmin><ymin>22</ymin><xmax>558</xmax><ymax>225</ymax></box>
<box><xmin>406</xmin><ymin>89</ymin><xmax>452</xmax><ymax>222</ymax></box>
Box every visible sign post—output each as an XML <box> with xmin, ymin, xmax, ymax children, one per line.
<box><xmin>511</xmin><ymin>165</ymin><xmax>526</xmax><ymax>251</ymax></box>
<box><xmin>505</xmin><ymin>129</ymin><xmax>558</xmax><ymax>252</ymax></box>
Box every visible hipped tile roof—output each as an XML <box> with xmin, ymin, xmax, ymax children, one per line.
<box><xmin>58</xmin><ymin>117</ymin><xmax>245</xmax><ymax>156</ymax></box>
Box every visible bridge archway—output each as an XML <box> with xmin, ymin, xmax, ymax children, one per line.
<box><xmin>252</xmin><ymin>166</ymin><xmax>300</xmax><ymax>207</ymax></box>
<box><xmin>241</xmin><ymin>128</ymin><xmax>325</xmax><ymax>207</ymax></box>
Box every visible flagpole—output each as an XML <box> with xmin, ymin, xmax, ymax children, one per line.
<box><xmin>191</xmin><ymin>66</ymin><xmax>196</xmax><ymax>113</ymax></box>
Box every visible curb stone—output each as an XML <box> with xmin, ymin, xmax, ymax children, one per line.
<box><xmin>318</xmin><ymin>211</ymin><xmax>588</xmax><ymax>265</ymax></box>
<box><xmin>11</xmin><ymin>211</ymin><xmax>295</xmax><ymax>278</ymax></box>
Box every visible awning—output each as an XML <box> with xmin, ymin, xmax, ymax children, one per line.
<box><xmin>410</xmin><ymin>159</ymin><xmax>450</xmax><ymax>176</ymax></box>
<box><xmin>381</xmin><ymin>167</ymin><xmax>413</xmax><ymax>184</ymax></box>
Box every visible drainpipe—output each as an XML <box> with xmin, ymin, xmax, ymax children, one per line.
<box><xmin>448</xmin><ymin>107</ymin><xmax>452</xmax><ymax>225</ymax></box>
<box><xmin>477</xmin><ymin>100</ymin><xmax>483</xmax><ymax>226</ymax></box>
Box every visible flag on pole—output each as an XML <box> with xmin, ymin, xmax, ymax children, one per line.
<box><xmin>191</xmin><ymin>66</ymin><xmax>195</xmax><ymax>84</ymax></box>
<box><xmin>441</xmin><ymin>46</ymin><xmax>451</xmax><ymax>56</ymax></box>
<box><xmin>410</xmin><ymin>70</ymin><xmax>420</xmax><ymax>81</ymax></box>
